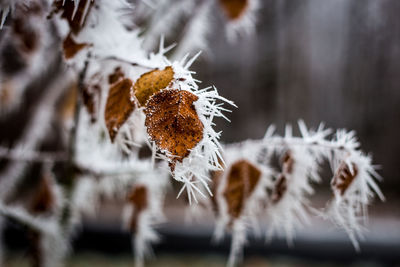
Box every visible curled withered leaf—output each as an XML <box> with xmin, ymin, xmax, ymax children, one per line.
<box><xmin>219</xmin><ymin>0</ymin><xmax>248</xmax><ymax>20</ymax></box>
<box><xmin>108</xmin><ymin>67</ymin><xmax>124</xmax><ymax>85</ymax></box>
<box><xmin>30</xmin><ymin>175</ymin><xmax>55</xmax><ymax>215</ymax></box>
<box><xmin>223</xmin><ymin>160</ymin><xmax>261</xmax><ymax>219</ymax></box>
<box><xmin>63</xmin><ymin>34</ymin><xmax>89</xmax><ymax>59</ymax></box>
<box><xmin>271</xmin><ymin>174</ymin><xmax>287</xmax><ymax>204</ymax></box>
<box><xmin>144</xmin><ymin>89</ymin><xmax>203</xmax><ymax>168</ymax></box>
<box><xmin>331</xmin><ymin>162</ymin><xmax>358</xmax><ymax>196</ymax></box>
<box><xmin>104</xmin><ymin>78</ymin><xmax>135</xmax><ymax>142</ymax></box>
<box><xmin>127</xmin><ymin>185</ymin><xmax>148</xmax><ymax>232</ymax></box>
<box><xmin>133</xmin><ymin>66</ymin><xmax>174</xmax><ymax>107</ymax></box>
<box><xmin>52</xmin><ymin>0</ymin><xmax>94</xmax><ymax>34</ymax></box>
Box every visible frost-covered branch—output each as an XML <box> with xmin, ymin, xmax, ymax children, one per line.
<box><xmin>0</xmin><ymin>70</ymin><xmax>75</xmax><ymax>200</ymax></box>
<box><xmin>211</xmin><ymin>121</ymin><xmax>384</xmax><ymax>266</ymax></box>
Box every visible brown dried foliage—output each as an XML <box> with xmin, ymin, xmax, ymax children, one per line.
<box><xmin>53</xmin><ymin>0</ymin><xmax>95</xmax><ymax>34</ymax></box>
<box><xmin>144</xmin><ymin>89</ymin><xmax>203</xmax><ymax>169</ymax></box>
<box><xmin>63</xmin><ymin>34</ymin><xmax>89</xmax><ymax>59</ymax></box>
<box><xmin>331</xmin><ymin>162</ymin><xmax>358</xmax><ymax>196</ymax></box>
<box><xmin>134</xmin><ymin>66</ymin><xmax>174</xmax><ymax>107</ymax></box>
<box><xmin>127</xmin><ymin>185</ymin><xmax>148</xmax><ymax>232</ymax></box>
<box><xmin>223</xmin><ymin>160</ymin><xmax>261</xmax><ymax>219</ymax></box>
<box><xmin>219</xmin><ymin>0</ymin><xmax>248</xmax><ymax>20</ymax></box>
<box><xmin>104</xmin><ymin>78</ymin><xmax>135</xmax><ymax>142</ymax></box>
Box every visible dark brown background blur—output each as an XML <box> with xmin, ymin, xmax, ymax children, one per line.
<box><xmin>197</xmin><ymin>0</ymin><xmax>400</xmax><ymax>194</ymax></box>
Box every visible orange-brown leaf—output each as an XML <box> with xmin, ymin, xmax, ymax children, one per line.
<box><xmin>223</xmin><ymin>160</ymin><xmax>261</xmax><ymax>219</ymax></box>
<box><xmin>104</xmin><ymin>78</ymin><xmax>135</xmax><ymax>142</ymax></box>
<box><xmin>144</xmin><ymin>89</ymin><xmax>203</xmax><ymax>167</ymax></box>
<box><xmin>127</xmin><ymin>185</ymin><xmax>148</xmax><ymax>232</ymax></box>
<box><xmin>133</xmin><ymin>66</ymin><xmax>174</xmax><ymax>107</ymax></box>
<box><xmin>331</xmin><ymin>162</ymin><xmax>358</xmax><ymax>195</ymax></box>
<box><xmin>63</xmin><ymin>34</ymin><xmax>89</xmax><ymax>59</ymax></box>
<box><xmin>219</xmin><ymin>0</ymin><xmax>248</xmax><ymax>20</ymax></box>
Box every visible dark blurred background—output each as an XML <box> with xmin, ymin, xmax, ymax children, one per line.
<box><xmin>197</xmin><ymin>0</ymin><xmax>400</xmax><ymax>194</ymax></box>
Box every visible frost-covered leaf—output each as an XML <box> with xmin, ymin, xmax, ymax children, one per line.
<box><xmin>127</xmin><ymin>185</ymin><xmax>148</xmax><ymax>232</ymax></box>
<box><xmin>219</xmin><ymin>0</ymin><xmax>248</xmax><ymax>20</ymax></box>
<box><xmin>62</xmin><ymin>34</ymin><xmax>89</xmax><ymax>59</ymax></box>
<box><xmin>133</xmin><ymin>66</ymin><xmax>174</xmax><ymax>107</ymax></box>
<box><xmin>144</xmin><ymin>89</ymin><xmax>203</xmax><ymax>168</ymax></box>
<box><xmin>223</xmin><ymin>160</ymin><xmax>261</xmax><ymax>219</ymax></box>
<box><xmin>331</xmin><ymin>162</ymin><xmax>358</xmax><ymax>196</ymax></box>
<box><xmin>104</xmin><ymin>78</ymin><xmax>135</xmax><ymax>142</ymax></box>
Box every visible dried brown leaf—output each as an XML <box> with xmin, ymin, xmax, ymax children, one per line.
<box><xmin>144</xmin><ymin>89</ymin><xmax>203</xmax><ymax>168</ymax></box>
<box><xmin>104</xmin><ymin>78</ymin><xmax>135</xmax><ymax>142</ymax></box>
<box><xmin>223</xmin><ymin>160</ymin><xmax>261</xmax><ymax>219</ymax></box>
<box><xmin>133</xmin><ymin>66</ymin><xmax>174</xmax><ymax>107</ymax></box>
<box><xmin>331</xmin><ymin>162</ymin><xmax>358</xmax><ymax>195</ymax></box>
<box><xmin>63</xmin><ymin>34</ymin><xmax>89</xmax><ymax>59</ymax></box>
<box><xmin>219</xmin><ymin>0</ymin><xmax>248</xmax><ymax>20</ymax></box>
<box><xmin>127</xmin><ymin>185</ymin><xmax>148</xmax><ymax>232</ymax></box>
